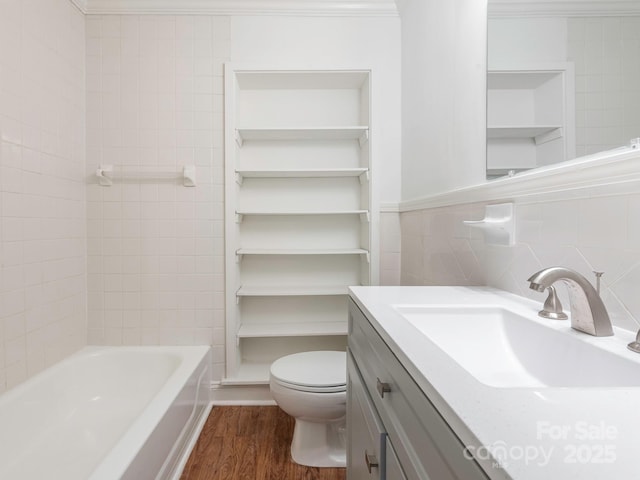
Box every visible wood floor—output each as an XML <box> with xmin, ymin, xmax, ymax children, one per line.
<box><xmin>180</xmin><ymin>406</ymin><xmax>346</xmax><ymax>480</ymax></box>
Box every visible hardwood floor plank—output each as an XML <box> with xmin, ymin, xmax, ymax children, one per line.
<box><xmin>181</xmin><ymin>406</ymin><xmax>345</xmax><ymax>480</ymax></box>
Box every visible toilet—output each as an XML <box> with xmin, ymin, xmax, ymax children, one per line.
<box><xmin>269</xmin><ymin>350</ymin><xmax>347</xmax><ymax>468</ymax></box>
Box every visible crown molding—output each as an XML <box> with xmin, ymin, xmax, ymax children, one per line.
<box><xmin>489</xmin><ymin>0</ymin><xmax>640</xmax><ymax>18</ymax></box>
<box><xmin>82</xmin><ymin>0</ymin><xmax>398</xmax><ymax>16</ymax></box>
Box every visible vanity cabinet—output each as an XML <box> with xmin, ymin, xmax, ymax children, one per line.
<box><xmin>347</xmin><ymin>352</ymin><xmax>389</xmax><ymax>480</ymax></box>
<box><xmin>347</xmin><ymin>298</ymin><xmax>489</xmax><ymax>480</ymax></box>
<box><xmin>224</xmin><ymin>68</ymin><xmax>375</xmax><ymax>384</ymax></box>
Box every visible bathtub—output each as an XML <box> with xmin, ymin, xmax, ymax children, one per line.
<box><xmin>0</xmin><ymin>345</ymin><xmax>212</xmax><ymax>480</ymax></box>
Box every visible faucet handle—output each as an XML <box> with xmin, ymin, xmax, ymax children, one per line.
<box><xmin>538</xmin><ymin>286</ymin><xmax>568</xmax><ymax>320</ymax></box>
<box><xmin>628</xmin><ymin>329</ymin><xmax>640</xmax><ymax>354</ymax></box>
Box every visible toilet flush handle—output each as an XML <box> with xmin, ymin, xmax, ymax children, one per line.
<box><xmin>376</xmin><ymin>378</ymin><xmax>391</xmax><ymax>398</ymax></box>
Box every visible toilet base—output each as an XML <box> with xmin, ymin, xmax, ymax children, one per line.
<box><xmin>290</xmin><ymin>417</ymin><xmax>346</xmax><ymax>468</ymax></box>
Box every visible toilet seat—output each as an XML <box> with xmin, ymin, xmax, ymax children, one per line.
<box><xmin>270</xmin><ymin>351</ymin><xmax>346</xmax><ymax>393</ymax></box>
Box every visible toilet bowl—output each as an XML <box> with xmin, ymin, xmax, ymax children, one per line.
<box><xmin>269</xmin><ymin>351</ymin><xmax>347</xmax><ymax>468</ymax></box>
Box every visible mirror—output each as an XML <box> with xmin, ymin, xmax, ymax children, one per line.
<box><xmin>486</xmin><ymin>1</ymin><xmax>640</xmax><ymax>179</ymax></box>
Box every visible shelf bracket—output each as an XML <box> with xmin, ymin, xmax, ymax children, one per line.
<box><xmin>235</xmin><ymin>130</ymin><xmax>244</xmax><ymax>147</ymax></box>
<box><xmin>358</xmin><ymin>170</ymin><xmax>370</xmax><ymax>185</ymax></box>
<box><xmin>236</xmin><ymin>286</ymin><xmax>242</xmax><ymax>304</ymax></box>
<box><xmin>236</xmin><ymin>250</ymin><xmax>243</xmax><ymax>263</ymax></box>
<box><xmin>358</xmin><ymin>129</ymin><xmax>369</xmax><ymax>148</ymax></box>
<box><xmin>235</xmin><ymin>172</ymin><xmax>244</xmax><ymax>185</ymax></box>
<box><xmin>360</xmin><ymin>212</ymin><xmax>370</xmax><ymax>223</ymax></box>
<box><xmin>534</xmin><ymin>127</ymin><xmax>563</xmax><ymax>145</ymax></box>
<box><xmin>235</xmin><ymin>212</ymin><xmax>244</xmax><ymax>224</ymax></box>
<box><xmin>363</xmin><ymin>251</ymin><xmax>371</xmax><ymax>263</ymax></box>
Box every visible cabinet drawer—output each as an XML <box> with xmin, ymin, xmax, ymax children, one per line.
<box><xmin>347</xmin><ymin>350</ymin><xmax>386</xmax><ymax>480</ymax></box>
<box><xmin>385</xmin><ymin>437</ymin><xmax>408</xmax><ymax>480</ymax></box>
<box><xmin>348</xmin><ymin>300</ymin><xmax>488</xmax><ymax>480</ymax></box>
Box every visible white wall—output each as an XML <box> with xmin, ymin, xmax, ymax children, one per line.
<box><xmin>85</xmin><ymin>13</ymin><xmax>401</xmax><ymax>382</ymax></box>
<box><xmin>400</xmin><ymin>0</ymin><xmax>487</xmax><ymax>202</ymax></box>
<box><xmin>0</xmin><ymin>0</ymin><xmax>86</xmax><ymax>391</ymax></box>
<box><xmin>488</xmin><ymin>17</ymin><xmax>567</xmax><ymax>67</ymax></box>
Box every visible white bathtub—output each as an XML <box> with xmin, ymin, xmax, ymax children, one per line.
<box><xmin>0</xmin><ymin>346</ymin><xmax>212</xmax><ymax>480</ymax></box>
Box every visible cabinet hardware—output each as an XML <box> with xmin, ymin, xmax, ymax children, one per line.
<box><xmin>365</xmin><ymin>451</ymin><xmax>378</xmax><ymax>473</ymax></box>
<box><xmin>376</xmin><ymin>377</ymin><xmax>391</xmax><ymax>398</ymax></box>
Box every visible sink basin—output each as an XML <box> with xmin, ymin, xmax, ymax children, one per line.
<box><xmin>393</xmin><ymin>305</ymin><xmax>640</xmax><ymax>388</ymax></box>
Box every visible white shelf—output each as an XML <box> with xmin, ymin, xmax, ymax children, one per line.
<box><xmin>237</xmin><ymin>209</ymin><xmax>367</xmax><ymax>215</ymax></box>
<box><xmin>235</xmin><ymin>209</ymin><xmax>369</xmax><ymax>223</ymax></box>
<box><xmin>237</xmin><ymin>321</ymin><xmax>348</xmax><ymax>338</ymax></box>
<box><xmin>487</xmin><ymin>125</ymin><xmax>561</xmax><ymax>138</ymax></box>
<box><xmin>235</xmin><ymin>126</ymin><xmax>369</xmax><ymax>145</ymax></box>
<box><xmin>236</xmin><ymin>248</ymin><xmax>369</xmax><ymax>256</ymax></box>
<box><xmin>236</xmin><ymin>168</ymin><xmax>369</xmax><ymax>181</ymax></box>
<box><xmin>487</xmin><ymin>125</ymin><xmax>563</xmax><ymax>145</ymax></box>
<box><xmin>237</xmin><ymin>285</ymin><xmax>350</xmax><ymax>297</ymax></box>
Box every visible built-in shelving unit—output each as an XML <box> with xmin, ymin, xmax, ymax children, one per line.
<box><xmin>486</xmin><ymin>65</ymin><xmax>575</xmax><ymax>177</ymax></box>
<box><xmin>224</xmin><ymin>67</ymin><xmax>373</xmax><ymax>385</ymax></box>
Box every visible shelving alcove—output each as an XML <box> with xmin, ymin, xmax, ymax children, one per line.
<box><xmin>223</xmin><ymin>66</ymin><xmax>375</xmax><ymax>386</ymax></box>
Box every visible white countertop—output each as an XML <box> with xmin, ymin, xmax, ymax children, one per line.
<box><xmin>349</xmin><ymin>286</ymin><xmax>640</xmax><ymax>480</ymax></box>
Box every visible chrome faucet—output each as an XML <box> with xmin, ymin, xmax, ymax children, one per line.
<box><xmin>527</xmin><ymin>266</ymin><xmax>613</xmax><ymax>337</ymax></box>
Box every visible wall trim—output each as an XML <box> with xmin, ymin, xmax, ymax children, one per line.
<box><xmin>380</xmin><ymin>202</ymin><xmax>400</xmax><ymax>213</ymax></box>
<box><xmin>489</xmin><ymin>0</ymin><xmax>640</xmax><ymax>18</ymax></box>
<box><xmin>210</xmin><ymin>382</ymin><xmax>276</xmax><ymax>404</ymax></box>
<box><xmin>83</xmin><ymin>0</ymin><xmax>399</xmax><ymax>16</ymax></box>
<box><xmin>69</xmin><ymin>0</ymin><xmax>87</xmax><ymax>13</ymax></box>
<box><xmin>399</xmin><ymin>148</ymin><xmax>640</xmax><ymax>212</ymax></box>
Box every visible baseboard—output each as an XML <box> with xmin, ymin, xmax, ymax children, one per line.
<box><xmin>210</xmin><ymin>382</ymin><xmax>276</xmax><ymax>405</ymax></box>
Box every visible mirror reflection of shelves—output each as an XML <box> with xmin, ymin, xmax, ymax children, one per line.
<box><xmin>487</xmin><ymin>65</ymin><xmax>575</xmax><ymax>178</ymax></box>
<box><xmin>487</xmin><ymin>125</ymin><xmax>563</xmax><ymax>143</ymax></box>
<box><xmin>224</xmin><ymin>67</ymin><xmax>372</xmax><ymax>386</ymax></box>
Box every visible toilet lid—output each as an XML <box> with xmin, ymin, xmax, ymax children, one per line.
<box><xmin>270</xmin><ymin>351</ymin><xmax>346</xmax><ymax>390</ymax></box>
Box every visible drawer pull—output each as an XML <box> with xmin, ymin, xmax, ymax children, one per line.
<box><xmin>376</xmin><ymin>377</ymin><xmax>391</xmax><ymax>398</ymax></box>
<box><xmin>365</xmin><ymin>451</ymin><xmax>379</xmax><ymax>473</ymax></box>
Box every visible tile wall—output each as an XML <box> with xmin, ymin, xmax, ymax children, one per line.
<box><xmin>85</xmin><ymin>15</ymin><xmax>229</xmax><ymax>380</ymax></box>
<box><xmin>0</xmin><ymin>0</ymin><xmax>87</xmax><ymax>391</ymax></box>
<box><xmin>568</xmin><ymin>16</ymin><xmax>640</xmax><ymax>157</ymax></box>
<box><xmin>401</xmin><ymin>189</ymin><xmax>640</xmax><ymax>332</ymax></box>
<box><xmin>380</xmin><ymin>211</ymin><xmax>401</xmax><ymax>285</ymax></box>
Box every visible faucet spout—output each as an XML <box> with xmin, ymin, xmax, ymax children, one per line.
<box><xmin>527</xmin><ymin>266</ymin><xmax>613</xmax><ymax>337</ymax></box>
